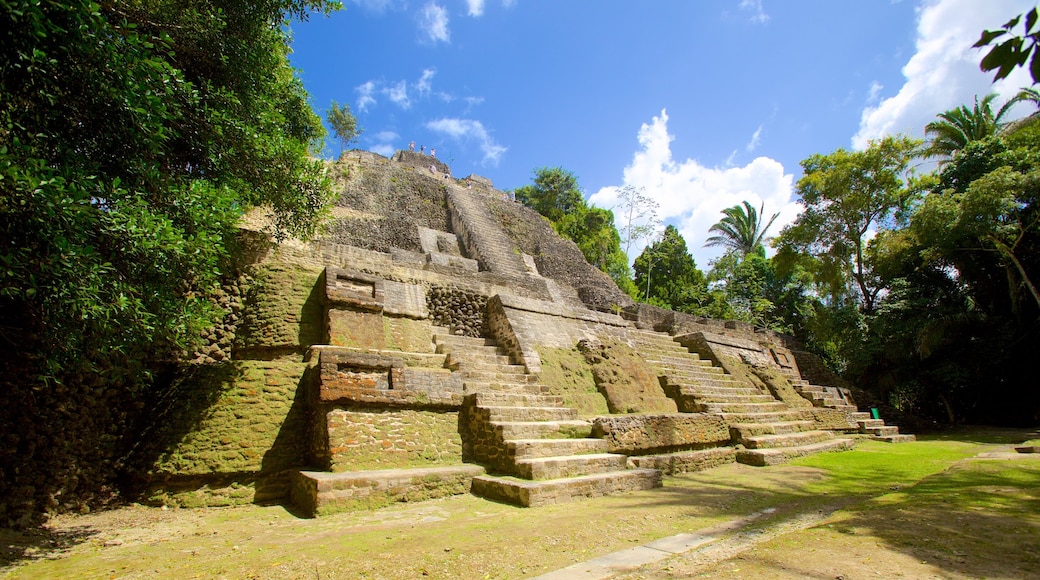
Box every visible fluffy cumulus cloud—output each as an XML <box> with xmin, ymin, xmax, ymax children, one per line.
<box><xmin>425</xmin><ymin>118</ymin><xmax>507</xmax><ymax>165</ymax></box>
<box><xmin>356</xmin><ymin>81</ymin><xmax>377</xmax><ymax>112</ymax></box>
<box><xmin>419</xmin><ymin>2</ymin><xmax>450</xmax><ymax>43</ymax></box>
<box><xmin>854</xmin><ymin>0</ymin><xmax>1036</xmax><ymax>149</ymax></box>
<box><xmin>590</xmin><ymin>110</ymin><xmax>799</xmax><ymax>267</ymax></box>
<box><xmin>466</xmin><ymin>0</ymin><xmax>484</xmax><ymax>17</ymax></box>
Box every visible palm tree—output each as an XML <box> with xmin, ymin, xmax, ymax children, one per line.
<box><xmin>704</xmin><ymin>201</ymin><xmax>779</xmax><ymax>257</ymax></box>
<box><xmin>923</xmin><ymin>94</ymin><xmax>1017</xmax><ymax>160</ymax></box>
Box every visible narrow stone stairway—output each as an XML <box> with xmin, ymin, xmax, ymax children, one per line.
<box><xmin>626</xmin><ymin>328</ymin><xmax>855</xmax><ymax>466</ymax></box>
<box><xmin>787</xmin><ymin>376</ymin><xmax>915</xmax><ymax>443</ymax></box>
<box><xmin>434</xmin><ymin>328</ymin><xmax>661</xmax><ymax>506</ymax></box>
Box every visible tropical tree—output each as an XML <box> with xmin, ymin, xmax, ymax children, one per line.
<box><xmin>704</xmin><ymin>201</ymin><xmax>779</xmax><ymax>257</ymax></box>
<box><xmin>515</xmin><ymin>167</ymin><xmax>636</xmax><ymax>293</ymax></box>
<box><xmin>514</xmin><ymin>166</ymin><xmax>585</xmax><ymax>222</ymax></box>
<box><xmin>633</xmin><ymin>225</ymin><xmax>705</xmax><ymax>309</ymax></box>
<box><xmin>0</xmin><ymin>0</ymin><xmax>339</xmax><ymax>519</ymax></box>
<box><xmin>923</xmin><ymin>94</ymin><xmax>1018</xmax><ymax>160</ymax></box>
<box><xmin>776</xmin><ymin>135</ymin><xmax>923</xmax><ymax>313</ymax></box>
<box><xmin>327</xmin><ymin>100</ymin><xmax>361</xmax><ymax>157</ymax></box>
<box><xmin>615</xmin><ymin>185</ymin><xmax>660</xmax><ymax>256</ymax></box>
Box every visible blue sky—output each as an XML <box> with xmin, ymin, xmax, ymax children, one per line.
<box><xmin>288</xmin><ymin>0</ymin><xmax>1037</xmax><ymax>267</ymax></box>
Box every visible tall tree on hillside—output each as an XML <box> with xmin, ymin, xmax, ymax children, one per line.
<box><xmin>615</xmin><ymin>185</ymin><xmax>660</xmax><ymax>256</ymax></box>
<box><xmin>514</xmin><ymin>166</ymin><xmax>584</xmax><ymax>222</ymax></box>
<box><xmin>633</xmin><ymin>225</ymin><xmax>705</xmax><ymax>308</ymax></box>
<box><xmin>923</xmin><ymin>94</ymin><xmax>1017</xmax><ymax>160</ymax></box>
<box><xmin>327</xmin><ymin>100</ymin><xmax>361</xmax><ymax>157</ymax></box>
<box><xmin>776</xmin><ymin>136</ymin><xmax>923</xmax><ymax>313</ymax></box>
<box><xmin>515</xmin><ymin>167</ymin><xmax>636</xmax><ymax>294</ymax></box>
<box><xmin>704</xmin><ymin>201</ymin><xmax>779</xmax><ymax>257</ymax></box>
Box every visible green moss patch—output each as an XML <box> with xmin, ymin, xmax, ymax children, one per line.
<box><xmin>579</xmin><ymin>339</ymin><xmax>677</xmax><ymax>414</ymax></box>
<box><xmin>535</xmin><ymin>346</ymin><xmax>608</xmax><ymax>417</ymax></box>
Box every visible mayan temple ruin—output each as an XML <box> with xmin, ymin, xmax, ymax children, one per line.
<box><xmin>139</xmin><ymin>149</ymin><xmax>912</xmax><ymax>517</ymax></box>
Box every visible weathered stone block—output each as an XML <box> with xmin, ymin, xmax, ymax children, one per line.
<box><xmin>592</xmin><ymin>414</ymin><xmax>731</xmax><ymax>453</ymax></box>
<box><xmin>327</xmin><ymin>309</ymin><xmax>385</xmax><ymax>349</ymax></box>
<box><xmin>324</xmin><ymin>408</ymin><xmax>463</xmax><ymax>471</ymax></box>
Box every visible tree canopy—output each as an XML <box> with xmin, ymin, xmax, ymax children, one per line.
<box><xmin>1</xmin><ymin>0</ymin><xmax>338</xmax><ymax>381</ymax></box>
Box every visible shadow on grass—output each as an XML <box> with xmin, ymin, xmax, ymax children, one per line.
<box><xmin>0</xmin><ymin>525</ymin><xmax>99</xmax><ymax>572</ymax></box>
<box><xmin>825</xmin><ymin>457</ymin><xmax>1040</xmax><ymax>579</ymax></box>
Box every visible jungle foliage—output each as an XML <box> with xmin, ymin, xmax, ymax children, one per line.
<box><xmin>0</xmin><ymin>0</ymin><xmax>339</xmax><ymax>522</ymax></box>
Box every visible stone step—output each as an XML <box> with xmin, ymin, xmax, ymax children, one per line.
<box><xmin>470</xmin><ymin>469</ymin><xmax>662</xmax><ymax>507</ymax></box>
<box><xmin>720</xmin><ymin>410</ymin><xmax>813</xmax><ymax>424</ymax></box>
<box><xmin>850</xmin><ymin>412</ymin><xmax>872</xmax><ymax>421</ymax></box>
<box><xmin>875</xmin><ymin>434</ymin><xmax>916</xmax><ymax>443</ymax></box>
<box><xmin>514</xmin><ymin>453</ymin><xmax>629</xmax><ymax>480</ymax></box>
<box><xmin>656</xmin><ymin>363</ymin><xmax>726</xmax><ymax>376</ymax></box>
<box><xmin>460</xmin><ymin>369</ymin><xmax>539</xmax><ymax>383</ymax></box>
<box><xmin>740</xmin><ymin>429</ymin><xmax>836</xmax><ymax>449</ymax></box>
<box><xmin>505</xmin><ymin>438</ymin><xmax>609</xmax><ymax>459</ymax></box>
<box><xmin>735</xmin><ymin>438</ymin><xmax>855</xmax><ymax>466</ymax></box>
<box><xmin>481</xmin><ymin>406</ymin><xmax>579</xmax><ymax>422</ymax></box>
<box><xmin>664</xmin><ymin>375</ymin><xmax>742</xmax><ymax>389</ymax></box>
<box><xmin>469</xmin><ymin>392</ymin><xmax>563</xmax><ymax>407</ymax></box>
<box><xmin>700</xmin><ymin>401</ymin><xmax>789</xmax><ymax>414</ymax></box>
<box><xmin>672</xmin><ymin>384</ymin><xmax>762</xmax><ymax>397</ymax></box>
<box><xmin>291</xmin><ymin>465</ymin><xmax>485</xmax><ymax>517</ymax></box>
<box><xmin>862</xmin><ymin>425</ymin><xmax>900</xmax><ymax>437</ymax></box>
<box><xmin>627</xmin><ymin>447</ymin><xmax>737</xmax><ymax>475</ymax></box>
<box><xmin>730</xmin><ymin>420</ymin><xmax>815</xmax><ymax>438</ymax></box>
<box><xmin>491</xmin><ymin>420</ymin><xmax>593</xmax><ymax>440</ymax></box>
<box><xmin>434</xmin><ymin>334</ymin><xmax>501</xmax><ymax>349</ymax></box>
<box><xmin>449</xmin><ymin>353</ymin><xmax>515</xmax><ymax>367</ymax></box>
<box><xmin>462</xmin><ymin>382</ymin><xmax>549</xmax><ymax>395</ymax></box>
<box><xmin>692</xmin><ymin>393</ymin><xmax>777</xmax><ymax>404</ymax></box>
<box><xmin>857</xmin><ymin>419</ymin><xmax>884</xmax><ymax>429</ymax></box>
<box><xmin>646</xmin><ymin>354</ymin><xmax>710</xmax><ymax>366</ymax></box>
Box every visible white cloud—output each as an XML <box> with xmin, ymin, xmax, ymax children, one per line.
<box><xmin>372</xmin><ymin>130</ymin><xmax>399</xmax><ymax>142</ymax></box>
<box><xmin>356</xmin><ymin>81</ymin><xmax>377</xmax><ymax>112</ymax></box>
<box><xmin>425</xmin><ymin>118</ymin><xmax>507</xmax><ymax>165</ymax></box>
<box><xmin>466</xmin><ymin>0</ymin><xmax>484</xmax><ymax>17</ymax></box>
<box><xmin>416</xmin><ymin>68</ymin><xmax>436</xmax><ymax>97</ymax></box>
<box><xmin>386</xmin><ymin>80</ymin><xmax>410</xmax><ymax>108</ymax></box>
<box><xmin>370</xmin><ymin>143</ymin><xmax>396</xmax><ymax>157</ymax></box>
<box><xmin>419</xmin><ymin>2</ymin><xmax>450</xmax><ymax>43</ymax></box>
<box><xmin>589</xmin><ymin>109</ymin><xmax>799</xmax><ymax>267</ymax></box>
<box><xmin>739</xmin><ymin>0</ymin><xmax>769</xmax><ymax>24</ymax></box>
<box><xmin>853</xmin><ymin>0</ymin><xmax>1036</xmax><ymax>149</ymax></box>
<box><xmin>745</xmin><ymin>125</ymin><xmax>763</xmax><ymax>153</ymax></box>
<box><xmin>867</xmin><ymin>81</ymin><xmax>883</xmax><ymax>104</ymax></box>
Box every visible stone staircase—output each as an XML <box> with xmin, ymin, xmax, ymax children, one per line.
<box><xmin>444</xmin><ymin>184</ymin><xmax>530</xmax><ymax>277</ymax></box>
<box><xmin>850</xmin><ymin>411</ymin><xmax>916</xmax><ymax>443</ymax></box>
<box><xmin>787</xmin><ymin>375</ymin><xmax>915</xmax><ymax>443</ymax></box>
<box><xmin>628</xmin><ymin>329</ymin><xmax>855</xmax><ymax>466</ymax></box>
<box><xmin>436</xmin><ymin>328</ymin><xmax>661</xmax><ymax>506</ymax></box>
<box><xmin>789</xmin><ymin>378</ymin><xmax>857</xmax><ymax>412</ymax></box>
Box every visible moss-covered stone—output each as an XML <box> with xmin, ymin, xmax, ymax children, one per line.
<box><xmin>235</xmin><ymin>265</ymin><xmax>323</xmax><ymax>349</ymax></box>
<box><xmin>579</xmin><ymin>339</ymin><xmax>677</xmax><ymax>414</ymax></box>
<box><xmin>138</xmin><ymin>360</ymin><xmax>310</xmax><ymax>506</ymax></box>
<box><xmin>535</xmin><ymin>346</ymin><xmax>609</xmax><ymax>417</ymax></box>
<box><xmin>325</xmin><ymin>409</ymin><xmax>463</xmax><ymax>471</ymax></box>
